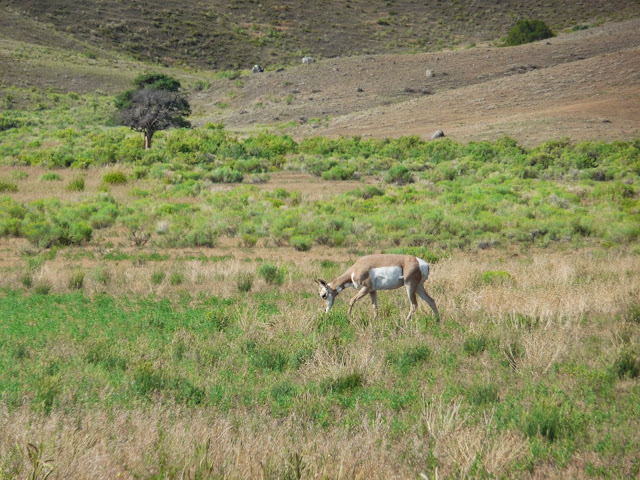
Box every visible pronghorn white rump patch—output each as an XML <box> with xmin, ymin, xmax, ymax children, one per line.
<box><xmin>370</xmin><ymin>266</ymin><xmax>404</xmax><ymax>290</ymax></box>
<box><xmin>417</xmin><ymin>257</ymin><xmax>430</xmax><ymax>281</ymax></box>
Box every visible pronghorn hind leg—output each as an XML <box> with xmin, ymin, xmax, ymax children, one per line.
<box><xmin>417</xmin><ymin>284</ymin><xmax>440</xmax><ymax>320</ymax></box>
<box><xmin>348</xmin><ymin>286</ymin><xmax>371</xmax><ymax>316</ymax></box>
<box><xmin>405</xmin><ymin>284</ymin><xmax>418</xmax><ymax>322</ymax></box>
<box><xmin>369</xmin><ymin>291</ymin><xmax>378</xmax><ymax>320</ymax></box>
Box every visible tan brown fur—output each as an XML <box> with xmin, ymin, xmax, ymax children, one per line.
<box><xmin>317</xmin><ymin>254</ymin><xmax>439</xmax><ymax>321</ymax></box>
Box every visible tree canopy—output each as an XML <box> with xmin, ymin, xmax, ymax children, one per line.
<box><xmin>502</xmin><ymin>19</ymin><xmax>555</xmax><ymax>46</ymax></box>
<box><xmin>115</xmin><ymin>73</ymin><xmax>190</xmax><ymax>149</ymax></box>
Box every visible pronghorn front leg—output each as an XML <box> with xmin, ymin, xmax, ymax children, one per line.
<box><xmin>348</xmin><ymin>286</ymin><xmax>371</xmax><ymax>316</ymax></box>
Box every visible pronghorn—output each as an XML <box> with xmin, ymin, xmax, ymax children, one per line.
<box><xmin>316</xmin><ymin>254</ymin><xmax>439</xmax><ymax>321</ymax></box>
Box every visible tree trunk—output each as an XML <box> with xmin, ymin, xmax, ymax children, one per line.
<box><xmin>144</xmin><ymin>131</ymin><xmax>153</xmax><ymax>150</ymax></box>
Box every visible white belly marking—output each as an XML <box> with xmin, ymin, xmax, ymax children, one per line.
<box><xmin>370</xmin><ymin>266</ymin><xmax>404</xmax><ymax>290</ymax></box>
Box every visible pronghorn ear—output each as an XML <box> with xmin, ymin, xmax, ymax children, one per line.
<box><xmin>316</xmin><ymin>279</ymin><xmax>328</xmax><ymax>287</ymax></box>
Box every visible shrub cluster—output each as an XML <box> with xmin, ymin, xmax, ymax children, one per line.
<box><xmin>502</xmin><ymin>19</ymin><xmax>555</xmax><ymax>46</ymax></box>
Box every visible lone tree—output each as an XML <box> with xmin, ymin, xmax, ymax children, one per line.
<box><xmin>115</xmin><ymin>73</ymin><xmax>191</xmax><ymax>149</ymax></box>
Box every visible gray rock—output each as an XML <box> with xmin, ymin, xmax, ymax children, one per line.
<box><xmin>302</xmin><ymin>56</ymin><xmax>315</xmax><ymax>64</ymax></box>
<box><xmin>431</xmin><ymin>130</ymin><xmax>445</xmax><ymax>139</ymax></box>
<box><xmin>252</xmin><ymin>65</ymin><xmax>264</xmax><ymax>73</ymax></box>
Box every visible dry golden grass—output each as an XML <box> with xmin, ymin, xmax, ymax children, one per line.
<box><xmin>0</xmin><ymin>399</ymin><xmax>536</xmax><ymax>479</ymax></box>
<box><xmin>1</xmin><ymin>243</ymin><xmax>639</xmax><ymax>479</ymax></box>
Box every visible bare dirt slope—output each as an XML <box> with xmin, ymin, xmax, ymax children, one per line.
<box><xmin>194</xmin><ymin>18</ymin><xmax>640</xmax><ymax>146</ymax></box>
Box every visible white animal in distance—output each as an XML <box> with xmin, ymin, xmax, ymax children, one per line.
<box><xmin>316</xmin><ymin>254</ymin><xmax>439</xmax><ymax>321</ymax></box>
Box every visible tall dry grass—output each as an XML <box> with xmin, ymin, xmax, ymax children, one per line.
<box><xmin>1</xmin><ymin>247</ymin><xmax>638</xmax><ymax>478</ymax></box>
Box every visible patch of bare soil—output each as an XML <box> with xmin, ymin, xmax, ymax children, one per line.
<box><xmin>194</xmin><ymin>18</ymin><xmax>640</xmax><ymax>146</ymax></box>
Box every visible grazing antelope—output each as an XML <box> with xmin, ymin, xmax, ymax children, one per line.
<box><xmin>316</xmin><ymin>254</ymin><xmax>439</xmax><ymax>321</ymax></box>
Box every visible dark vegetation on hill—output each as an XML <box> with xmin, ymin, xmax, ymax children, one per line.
<box><xmin>4</xmin><ymin>0</ymin><xmax>640</xmax><ymax>69</ymax></box>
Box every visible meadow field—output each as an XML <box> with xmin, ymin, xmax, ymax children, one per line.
<box><xmin>1</xmin><ymin>90</ymin><xmax>640</xmax><ymax>478</ymax></box>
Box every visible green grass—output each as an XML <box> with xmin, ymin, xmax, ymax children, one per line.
<box><xmin>0</xmin><ymin>286</ymin><xmax>638</xmax><ymax>477</ymax></box>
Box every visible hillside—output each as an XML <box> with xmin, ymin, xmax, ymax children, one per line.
<box><xmin>0</xmin><ymin>3</ymin><xmax>639</xmax><ymax>145</ymax></box>
<box><xmin>4</xmin><ymin>0</ymin><xmax>640</xmax><ymax>69</ymax></box>
<box><xmin>195</xmin><ymin>18</ymin><xmax>640</xmax><ymax>146</ymax></box>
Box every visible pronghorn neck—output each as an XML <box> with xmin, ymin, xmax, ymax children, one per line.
<box><xmin>329</xmin><ymin>271</ymin><xmax>354</xmax><ymax>294</ymax></box>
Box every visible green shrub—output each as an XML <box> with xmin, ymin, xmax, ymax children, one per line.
<box><xmin>39</xmin><ymin>172</ymin><xmax>62</xmax><ymax>182</ymax></box>
<box><xmin>151</xmin><ymin>271</ymin><xmax>166</xmax><ymax>285</ymax></box>
<box><xmin>361</xmin><ymin>185</ymin><xmax>385</xmax><ymax>199</ymax></box>
<box><xmin>247</xmin><ymin>344</ymin><xmax>289</xmax><ymax>372</ymax></box>
<box><xmin>188</xmin><ymin>224</ymin><xmax>218</xmax><ymax>248</ymax></box>
<box><xmin>0</xmin><ymin>115</ymin><xmax>23</xmax><ymax>131</ymax></box>
<box><xmin>170</xmin><ymin>377</ymin><xmax>205</xmax><ymax>406</ymax></box>
<box><xmin>131</xmin><ymin>166</ymin><xmax>149</xmax><ymax>179</ymax></box>
<box><xmin>210</xmin><ymin>167</ymin><xmax>243</xmax><ymax>183</ymax></box>
<box><xmin>290</xmin><ymin>235</ymin><xmax>313</xmax><ymax>252</ymax></box>
<box><xmin>66</xmin><ymin>177</ymin><xmax>85</xmax><ymax>192</ymax></box>
<box><xmin>524</xmin><ymin>402</ymin><xmax>563</xmax><ymax>442</ymax></box>
<box><xmin>623</xmin><ymin>300</ymin><xmax>640</xmax><ymax>324</ymax></box>
<box><xmin>463</xmin><ymin>335</ymin><xmax>487</xmax><ymax>356</ymax></box>
<box><xmin>132</xmin><ymin>362</ymin><xmax>165</xmax><ymax>397</ymax></box>
<box><xmin>90</xmin><ymin>205</ymin><xmax>118</xmax><ymax>229</ymax></box>
<box><xmin>102</xmin><ymin>171</ymin><xmax>128</xmax><ymax>185</ymax></box>
<box><xmin>271</xmin><ymin>381</ymin><xmax>298</xmax><ymax>407</ymax></box>
<box><xmin>467</xmin><ymin>382</ymin><xmax>499</xmax><ymax>405</ymax></box>
<box><xmin>258</xmin><ymin>263</ymin><xmax>286</xmax><ymax>286</ymax></box>
<box><xmin>68</xmin><ymin>222</ymin><xmax>93</xmax><ymax>244</ymax></box>
<box><xmin>169</xmin><ymin>272</ymin><xmax>184</xmax><ymax>286</ymax></box>
<box><xmin>34</xmin><ymin>282</ymin><xmax>51</xmax><ymax>295</ymax></box>
<box><xmin>237</xmin><ymin>273</ymin><xmax>254</xmax><ymax>292</ymax></box>
<box><xmin>613</xmin><ymin>349</ymin><xmax>639</xmax><ymax>379</ymax></box>
<box><xmin>21</xmin><ymin>274</ymin><xmax>33</xmax><ymax>288</ymax></box>
<box><xmin>502</xmin><ymin>341</ymin><xmax>525</xmax><ymax>370</ymax></box>
<box><xmin>10</xmin><ymin>171</ymin><xmax>28</xmax><ymax>180</ymax></box>
<box><xmin>91</xmin><ymin>267</ymin><xmax>111</xmax><ymax>285</ymax></box>
<box><xmin>502</xmin><ymin>19</ymin><xmax>555</xmax><ymax>46</ymax></box>
<box><xmin>323</xmin><ymin>372</ymin><xmax>363</xmax><ymax>394</ymax></box>
<box><xmin>68</xmin><ymin>271</ymin><xmax>84</xmax><ymax>290</ymax></box>
<box><xmin>241</xmin><ymin>234</ymin><xmax>258</xmax><ymax>248</ymax></box>
<box><xmin>0</xmin><ymin>181</ymin><xmax>18</xmax><ymax>193</ymax></box>
<box><xmin>386</xmin><ymin>345</ymin><xmax>431</xmax><ymax>373</ymax></box>
<box><xmin>475</xmin><ymin>270</ymin><xmax>514</xmax><ymax>287</ymax></box>
<box><xmin>321</xmin><ymin>165</ymin><xmax>356</xmax><ymax>181</ymax></box>
<box><xmin>384</xmin><ymin>164</ymin><xmax>413</xmax><ymax>185</ymax></box>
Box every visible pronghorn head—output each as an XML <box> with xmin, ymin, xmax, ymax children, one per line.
<box><xmin>316</xmin><ymin>279</ymin><xmax>337</xmax><ymax>313</ymax></box>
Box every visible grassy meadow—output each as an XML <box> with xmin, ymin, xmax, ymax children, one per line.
<box><xmin>1</xmin><ymin>91</ymin><xmax>640</xmax><ymax>479</ymax></box>
<box><xmin>0</xmin><ymin>251</ymin><xmax>639</xmax><ymax>478</ymax></box>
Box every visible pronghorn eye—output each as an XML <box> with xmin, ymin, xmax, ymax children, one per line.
<box><xmin>321</xmin><ymin>293</ymin><xmax>327</xmax><ymax>299</ymax></box>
